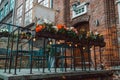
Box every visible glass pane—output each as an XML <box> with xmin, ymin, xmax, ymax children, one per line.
<box><xmin>5</xmin><ymin>3</ymin><xmax>9</xmax><ymax>16</ymax></box>
<box><xmin>17</xmin><ymin>5</ymin><xmax>23</xmax><ymax>18</ymax></box>
<box><xmin>0</xmin><ymin>8</ymin><xmax>3</xmax><ymax>20</ymax></box>
<box><xmin>38</xmin><ymin>0</ymin><xmax>52</xmax><ymax>8</ymax></box>
<box><xmin>10</xmin><ymin>0</ymin><xmax>14</xmax><ymax>10</ymax></box>
<box><xmin>25</xmin><ymin>10</ymin><xmax>32</xmax><ymax>25</ymax></box>
<box><xmin>25</xmin><ymin>0</ymin><xmax>33</xmax><ymax>12</ymax></box>
<box><xmin>82</xmin><ymin>7</ymin><xmax>84</xmax><ymax>12</ymax></box>
<box><xmin>44</xmin><ymin>0</ymin><xmax>49</xmax><ymax>7</ymax></box>
<box><xmin>16</xmin><ymin>17</ymin><xmax>22</xmax><ymax>26</ymax></box>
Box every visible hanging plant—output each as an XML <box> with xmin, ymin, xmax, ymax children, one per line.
<box><xmin>26</xmin><ymin>31</ymin><xmax>32</xmax><ymax>39</ymax></box>
<box><xmin>0</xmin><ymin>31</ymin><xmax>10</xmax><ymax>37</ymax></box>
<box><xmin>57</xmin><ymin>24</ymin><xmax>67</xmax><ymax>35</ymax></box>
<box><xmin>86</xmin><ymin>31</ymin><xmax>95</xmax><ymax>45</ymax></box>
<box><xmin>57</xmin><ymin>24</ymin><xmax>65</xmax><ymax>30</ymax></box>
<box><xmin>20</xmin><ymin>32</ymin><xmax>32</xmax><ymax>39</ymax></box>
<box><xmin>36</xmin><ymin>24</ymin><xmax>44</xmax><ymax>32</ymax></box>
<box><xmin>20</xmin><ymin>32</ymin><xmax>26</xmax><ymax>39</ymax></box>
<box><xmin>41</xmin><ymin>22</ymin><xmax>56</xmax><ymax>33</ymax></box>
<box><xmin>79</xmin><ymin>29</ymin><xmax>87</xmax><ymax>42</ymax></box>
<box><xmin>67</xmin><ymin>27</ymin><xmax>78</xmax><ymax>39</ymax></box>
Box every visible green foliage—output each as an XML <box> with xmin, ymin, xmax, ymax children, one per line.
<box><xmin>0</xmin><ymin>31</ymin><xmax>10</xmax><ymax>37</ymax></box>
<box><xmin>57</xmin><ymin>28</ymin><xmax>67</xmax><ymax>34</ymax></box>
<box><xmin>67</xmin><ymin>30</ymin><xmax>78</xmax><ymax>38</ymax></box>
<box><xmin>41</xmin><ymin>23</ymin><xmax>56</xmax><ymax>33</ymax></box>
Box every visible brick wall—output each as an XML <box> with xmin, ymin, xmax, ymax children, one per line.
<box><xmin>53</xmin><ymin>0</ymin><xmax>65</xmax><ymax>25</ymax></box>
<box><xmin>54</xmin><ymin>0</ymin><xmax>119</xmax><ymax>66</ymax></box>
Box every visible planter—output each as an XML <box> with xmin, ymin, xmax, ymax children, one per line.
<box><xmin>36</xmin><ymin>31</ymin><xmax>67</xmax><ymax>40</ymax></box>
<box><xmin>36</xmin><ymin>31</ymin><xmax>106</xmax><ymax>48</ymax></box>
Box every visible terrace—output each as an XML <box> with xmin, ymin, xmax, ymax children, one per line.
<box><xmin>0</xmin><ymin>22</ymin><xmax>117</xmax><ymax>80</ymax></box>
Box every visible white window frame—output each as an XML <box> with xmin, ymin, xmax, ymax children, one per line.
<box><xmin>25</xmin><ymin>0</ymin><xmax>33</xmax><ymax>12</ymax></box>
<box><xmin>72</xmin><ymin>2</ymin><xmax>87</xmax><ymax>19</ymax></box>
<box><xmin>38</xmin><ymin>0</ymin><xmax>53</xmax><ymax>8</ymax></box>
<box><xmin>17</xmin><ymin>5</ymin><xmax>23</xmax><ymax>18</ymax></box>
<box><xmin>25</xmin><ymin>10</ymin><xmax>32</xmax><ymax>26</ymax></box>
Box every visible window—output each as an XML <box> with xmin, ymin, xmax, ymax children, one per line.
<box><xmin>16</xmin><ymin>5</ymin><xmax>23</xmax><ymax>26</ymax></box>
<box><xmin>25</xmin><ymin>0</ymin><xmax>33</xmax><ymax>26</ymax></box>
<box><xmin>8</xmin><ymin>21</ymin><xmax>12</xmax><ymax>32</ymax></box>
<box><xmin>38</xmin><ymin>0</ymin><xmax>53</xmax><ymax>8</ymax></box>
<box><xmin>25</xmin><ymin>0</ymin><xmax>33</xmax><ymax>12</ymax></box>
<box><xmin>72</xmin><ymin>2</ymin><xmax>87</xmax><ymax>18</ymax></box>
<box><xmin>25</xmin><ymin>10</ymin><xmax>32</xmax><ymax>26</ymax></box>
<box><xmin>0</xmin><ymin>0</ymin><xmax>2</xmax><ymax>4</ymax></box>
<box><xmin>16</xmin><ymin>17</ymin><xmax>22</xmax><ymax>26</ymax></box>
<box><xmin>10</xmin><ymin>0</ymin><xmax>14</xmax><ymax>10</ymax></box>
<box><xmin>0</xmin><ymin>8</ymin><xmax>3</xmax><ymax>20</ymax></box>
<box><xmin>17</xmin><ymin>0</ymin><xmax>23</xmax><ymax>7</ymax></box>
<box><xmin>17</xmin><ymin>5</ymin><xmax>23</xmax><ymax>18</ymax></box>
<box><xmin>4</xmin><ymin>2</ymin><xmax>9</xmax><ymax>16</ymax></box>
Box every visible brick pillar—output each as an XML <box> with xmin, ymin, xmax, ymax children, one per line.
<box><xmin>104</xmin><ymin>0</ymin><xmax>119</xmax><ymax>66</ymax></box>
<box><xmin>64</xmin><ymin>0</ymin><xmax>70</xmax><ymax>27</ymax></box>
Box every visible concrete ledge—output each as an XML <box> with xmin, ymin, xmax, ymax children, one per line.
<box><xmin>0</xmin><ymin>68</ymin><xmax>113</xmax><ymax>80</ymax></box>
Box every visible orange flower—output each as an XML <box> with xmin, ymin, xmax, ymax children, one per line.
<box><xmin>36</xmin><ymin>25</ymin><xmax>43</xmax><ymax>32</ymax></box>
<box><xmin>57</xmin><ymin>24</ymin><xmax>64</xmax><ymax>30</ymax></box>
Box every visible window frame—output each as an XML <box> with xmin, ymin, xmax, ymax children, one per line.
<box><xmin>16</xmin><ymin>5</ymin><xmax>23</xmax><ymax>18</ymax></box>
<box><xmin>24</xmin><ymin>0</ymin><xmax>34</xmax><ymax>26</ymax></box>
<box><xmin>16</xmin><ymin>17</ymin><xmax>22</xmax><ymax>26</ymax></box>
<box><xmin>25</xmin><ymin>10</ymin><xmax>33</xmax><ymax>26</ymax></box>
<box><xmin>10</xmin><ymin>0</ymin><xmax>14</xmax><ymax>10</ymax></box>
<box><xmin>72</xmin><ymin>2</ymin><xmax>87</xmax><ymax>19</ymax></box>
<box><xmin>25</xmin><ymin>0</ymin><xmax>33</xmax><ymax>12</ymax></box>
<box><xmin>4</xmin><ymin>2</ymin><xmax>9</xmax><ymax>16</ymax></box>
<box><xmin>16</xmin><ymin>4</ymin><xmax>23</xmax><ymax>26</ymax></box>
<box><xmin>0</xmin><ymin>8</ymin><xmax>3</xmax><ymax>20</ymax></box>
<box><xmin>38</xmin><ymin>0</ymin><xmax>53</xmax><ymax>8</ymax></box>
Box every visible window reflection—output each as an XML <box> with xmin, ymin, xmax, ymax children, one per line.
<box><xmin>25</xmin><ymin>0</ymin><xmax>33</xmax><ymax>12</ymax></box>
<box><xmin>25</xmin><ymin>0</ymin><xmax>33</xmax><ymax>26</ymax></box>
<box><xmin>16</xmin><ymin>5</ymin><xmax>23</xmax><ymax>26</ymax></box>
<box><xmin>0</xmin><ymin>8</ymin><xmax>3</xmax><ymax>20</ymax></box>
<box><xmin>10</xmin><ymin>0</ymin><xmax>14</xmax><ymax>10</ymax></box>
<box><xmin>17</xmin><ymin>5</ymin><xmax>23</xmax><ymax>18</ymax></box>
<box><xmin>4</xmin><ymin>2</ymin><xmax>9</xmax><ymax>16</ymax></box>
<box><xmin>25</xmin><ymin>10</ymin><xmax>32</xmax><ymax>26</ymax></box>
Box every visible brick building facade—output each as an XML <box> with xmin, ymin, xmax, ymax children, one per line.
<box><xmin>53</xmin><ymin>0</ymin><xmax>119</xmax><ymax>66</ymax></box>
<box><xmin>0</xmin><ymin>0</ymin><xmax>119</xmax><ymax>68</ymax></box>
